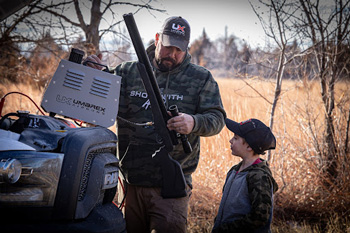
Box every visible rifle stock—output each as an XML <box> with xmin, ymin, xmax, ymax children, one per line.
<box><xmin>123</xmin><ymin>13</ymin><xmax>187</xmax><ymax>198</ymax></box>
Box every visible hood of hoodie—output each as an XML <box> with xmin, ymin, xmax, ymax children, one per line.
<box><xmin>231</xmin><ymin>159</ymin><xmax>279</xmax><ymax>193</ymax></box>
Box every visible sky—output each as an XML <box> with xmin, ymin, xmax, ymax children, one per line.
<box><xmin>122</xmin><ymin>0</ymin><xmax>268</xmax><ymax>48</ymax></box>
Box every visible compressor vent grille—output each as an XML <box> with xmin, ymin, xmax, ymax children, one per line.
<box><xmin>90</xmin><ymin>76</ymin><xmax>111</xmax><ymax>98</ymax></box>
<box><xmin>63</xmin><ymin>69</ymin><xmax>85</xmax><ymax>90</ymax></box>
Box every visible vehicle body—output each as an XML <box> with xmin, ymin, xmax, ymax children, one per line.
<box><xmin>0</xmin><ymin>112</ymin><xmax>126</xmax><ymax>233</ymax></box>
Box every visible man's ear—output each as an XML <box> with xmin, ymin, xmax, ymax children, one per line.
<box><xmin>155</xmin><ymin>33</ymin><xmax>160</xmax><ymax>45</ymax></box>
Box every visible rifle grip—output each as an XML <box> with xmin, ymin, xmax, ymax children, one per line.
<box><xmin>168</xmin><ymin>105</ymin><xmax>193</xmax><ymax>154</ymax></box>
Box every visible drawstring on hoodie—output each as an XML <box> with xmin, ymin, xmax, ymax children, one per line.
<box><xmin>153</xmin><ymin>69</ymin><xmax>172</xmax><ymax>110</ymax></box>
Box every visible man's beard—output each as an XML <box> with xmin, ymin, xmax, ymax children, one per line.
<box><xmin>156</xmin><ymin>57</ymin><xmax>177</xmax><ymax>72</ymax></box>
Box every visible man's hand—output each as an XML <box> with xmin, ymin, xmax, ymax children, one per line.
<box><xmin>84</xmin><ymin>54</ymin><xmax>104</xmax><ymax>70</ymax></box>
<box><xmin>167</xmin><ymin>113</ymin><xmax>194</xmax><ymax>135</ymax></box>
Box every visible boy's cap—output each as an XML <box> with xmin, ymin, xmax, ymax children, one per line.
<box><xmin>160</xmin><ymin>16</ymin><xmax>190</xmax><ymax>51</ymax></box>
<box><xmin>225</xmin><ymin>118</ymin><xmax>276</xmax><ymax>154</ymax></box>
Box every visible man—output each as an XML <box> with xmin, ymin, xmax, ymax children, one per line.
<box><xmin>86</xmin><ymin>16</ymin><xmax>226</xmax><ymax>233</ymax></box>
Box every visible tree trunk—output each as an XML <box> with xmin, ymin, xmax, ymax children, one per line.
<box><xmin>268</xmin><ymin>49</ymin><xmax>284</xmax><ymax>162</ymax></box>
<box><xmin>74</xmin><ymin>0</ymin><xmax>102</xmax><ymax>53</ymax></box>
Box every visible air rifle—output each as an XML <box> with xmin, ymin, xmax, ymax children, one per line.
<box><xmin>123</xmin><ymin>13</ymin><xmax>190</xmax><ymax>198</ymax></box>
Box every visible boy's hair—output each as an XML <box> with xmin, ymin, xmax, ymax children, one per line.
<box><xmin>238</xmin><ymin>136</ymin><xmax>258</xmax><ymax>155</ymax></box>
<box><xmin>225</xmin><ymin>118</ymin><xmax>276</xmax><ymax>154</ymax></box>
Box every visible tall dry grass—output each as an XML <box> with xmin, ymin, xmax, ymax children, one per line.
<box><xmin>1</xmin><ymin>74</ymin><xmax>350</xmax><ymax>232</ymax></box>
<box><xmin>188</xmin><ymin>77</ymin><xmax>350</xmax><ymax>232</ymax></box>
<box><xmin>0</xmin><ymin>83</ymin><xmax>44</xmax><ymax>116</ymax></box>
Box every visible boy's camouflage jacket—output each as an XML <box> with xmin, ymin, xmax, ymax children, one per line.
<box><xmin>113</xmin><ymin>44</ymin><xmax>226</xmax><ymax>188</ymax></box>
<box><xmin>212</xmin><ymin>159</ymin><xmax>279</xmax><ymax>233</ymax></box>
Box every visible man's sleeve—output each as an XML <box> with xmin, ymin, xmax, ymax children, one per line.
<box><xmin>191</xmin><ymin>73</ymin><xmax>226</xmax><ymax>136</ymax></box>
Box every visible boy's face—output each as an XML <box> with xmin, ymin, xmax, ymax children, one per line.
<box><xmin>229</xmin><ymin>133</ymin><xmax>249</xmax><ymax>157</ymax></box>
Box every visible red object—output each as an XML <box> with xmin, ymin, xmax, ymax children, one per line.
<box><xmin>0</xmin><ymin>92</ymin><xmax>46</xmax><ymax>117</ymax></box>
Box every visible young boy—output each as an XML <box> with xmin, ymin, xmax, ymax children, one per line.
<box><xmin>212</xmin><ymin>118</ymin><xmax>278</xmax><ymax>233</ymax></box>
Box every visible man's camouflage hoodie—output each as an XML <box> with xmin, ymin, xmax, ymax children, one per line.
<box><xmin>113</xmin><ymin>43</ymin><xmax>226</xmax><ymax>188</ymax></box>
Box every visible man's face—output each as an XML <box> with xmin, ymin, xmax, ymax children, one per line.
<box><xmin>154</xmin><ymin>33</ymin><xmax>186</xmax><ymax>72</ymax></box>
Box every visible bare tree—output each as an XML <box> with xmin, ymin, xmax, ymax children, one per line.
<box><xmin>0</xmin><ymin>0</ymin><xmax>164</xmax><ymax>84</ymax></box>
<box><xmin>251</xmin><ymin>0</ymin><xmax>350</xmax><ymax>185</ymax></box>
<box><xmin>250</xmin><ymin>0</ymin><xmax>300</xmax><ymax>161</ymax></box>
<box><xmin>189</xmin><ymin>29</ymin><xmax>212</xmax><ymax>66</ymax></box>
<box><xmin>296</xmin><ymin>0</ymin><xmax>350</xmax><ymax>184</ymax></box>
<box><xmin>34</xmin><ymin>0</ymin><xmax>165</xmax><ymax>53</ymax></box>
<box><xmin>1</xmin><ymin>0</ymin><xmax>164</xmax><ymax>54</ymax></box>
<box><xmin>0</xmin><ymin>0</ymin><xmax>43</xmax><ymax>84</ymax></box>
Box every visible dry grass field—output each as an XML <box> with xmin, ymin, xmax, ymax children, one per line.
<box><xmin>188</xmin><ymin>77</ymin><xmax>350</xmax><ymax>232</ymax></box>
<box><xmin>1</xmin><ymin>76</ymin><xmax>350</xmax><ymax>232</ymax></box>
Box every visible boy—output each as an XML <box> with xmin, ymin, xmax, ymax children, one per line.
<box><xmin>212</xmin><ymin>118</ymin><xmax>278</xmax><ymax>233</ymax></box>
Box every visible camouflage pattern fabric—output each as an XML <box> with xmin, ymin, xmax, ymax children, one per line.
<box><xmin>112</xmin><ymin>43</ymin><xmax>226</xmax><ymax>187</ymax></box>
<box><xmin>212</xmin><ymin>160</ymin><xmax>278</xmax><ymax>233</ymax></box>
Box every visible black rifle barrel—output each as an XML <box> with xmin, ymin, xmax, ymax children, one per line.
<box><xmin>123</xmin><ymin>13</ymin><xmax>168</xmax><ymax>120</ymax></box>
<box><xmin>123</xmin><ymin>13</ymin><xmax>177</xmax><ymax>152</ymax></box>
<box><xmin>123</xmin><ymin>13</ymin><xmax>187</xmax><ymax>198</ymax></box>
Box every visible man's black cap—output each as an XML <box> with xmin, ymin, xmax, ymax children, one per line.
<box><xmin>225</xmin><ymin>118</ymin><xmax>276</xmax><ymax>154</ymax></box>
<box><xmin>160</xmin><ymin>16</ymin><xmax>190</xmax><ymax>51</ymax></box>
